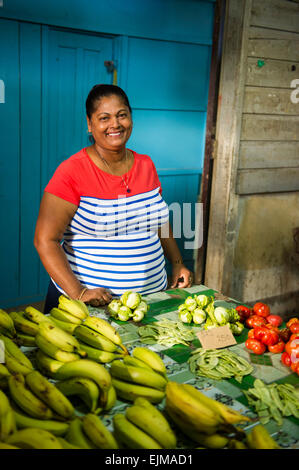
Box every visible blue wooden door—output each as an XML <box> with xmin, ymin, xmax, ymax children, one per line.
<box><xmin>40</xmin><ymin>27</ymin><xmax>115</xmax><ymax>291</ymax></box>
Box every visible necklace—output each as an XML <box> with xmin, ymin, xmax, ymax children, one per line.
<box><xmin>93</xmin><ymin>146</ymin><xmax>131</xmax><ymax>193</ymax></box>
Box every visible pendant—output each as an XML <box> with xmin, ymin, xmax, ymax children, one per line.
<box><xmin>127</xmin><ymin>188</ymin><xmax>131</xmax><ymax>193</ymax></box>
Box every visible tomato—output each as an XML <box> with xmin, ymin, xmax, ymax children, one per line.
<box><xmin>290</xmin><ymin>361</ymin><xmax>299</xmax><ymax>375</ymax></box>
<box><xmin>247</xmin><ymin>328</ymin><xmax>255</xmax><ymax>339</ymax></box>
<box><xmin>246</xmin><ymin>315</ymin><xmax>267</xmax><ymax>329</ymax></box>
<box><xmin>281</xmin><ymin>351</ymin><xmax>291</xmax><ymax>367</ymax></box>
<box><xmin>285</xmin><ymin>338</ymin><xmax>299</xmax><ymax>361</ymax></box>
<box><xmin>253</xmin><ymin>326</ymin><xmax>279</xmax><ymax>346</ymax></box>
<box><xmin>236</xmin><ymin>305</ymin><xmax>252</xmax><ymax>323</ymax></box>
<box><xmin>286</xmin><ymin>317</ymin><xmax>299</xmax><ymax>329</ymax></box>
<box><xmin>245</xmin><ymin>338</ymin><xmax>266</xmax><ymax>355</ymax></box>
<box><xmin>266</xmin><ymin>314</ymin><xmax>283</xmax><ymax>328</ymax></box>
<box><xmin>253</xmin><ymin>302</ymin><xmax>270</xmax><ymax>318</ymax></box>
<box><xmin>289</xmin><ymin>333</ymin><xmax>299</xmax><ymax>342</ymax></box>
<box><xmin>289</xmin><ymin>322</ymin><xmax>299</xmax><ymax>334</ymax></box>
<box><xmin>268</xmin><ymin>340</ymin><xmax>285</xmax><ymax>354</ymax></box>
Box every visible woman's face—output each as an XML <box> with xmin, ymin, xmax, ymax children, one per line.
<box><xmin>87</xmin><ymin>94</ymin><xmax>133</xmax><ymax>152</ymax></box>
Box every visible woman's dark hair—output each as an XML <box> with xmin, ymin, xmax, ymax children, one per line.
<box><xmin>86</xmin><ymin>84</ymin><xmax>132</xmax><ymax>118</ymax></box>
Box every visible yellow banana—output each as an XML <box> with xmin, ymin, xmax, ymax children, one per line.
<box><xmin>0</xmin><ymin>308</ymin><xmax>16</xmax><ymax>338</ymax></box>
<box><xmin>113</xmin><ymin>413</ymin><xmax>162</xmax><ymax>449</ymax></box>
<box><xmin>0</xmin><ymin>334</ymin><xmax>33</xmax><ymax>370</ymax></box>
<box><xmin>193</xmin><ymin>432</ymin><xmax>229</xmax><ymax>449</ymax></box>
<box><xmin>5</xmin><ymin>351</ymin><xmax>33</xmax><ymax>376</ymax></box>
<box><xmin>48</xmin><ymin>315</ymin><xmax>79</xmax><ymax>334</ymax></box>
<box><xmin>35</xmin><ymin>333</ymin><xmax>81</xmax><ymax>362</ymax></box>
<box><xmin>53</xmin><ymin>359</ymin><xmax>111</xmax><ymax>407</ymax></box>
<box><xmin>182</xmin><ymin>384</ymin><xmax>251</xmax><ymax>424</ymax></box>
<box><xmin>246</xmin><ymin>424</ymin><xmax>280</xmax><ymax>449</ymax></box>
<box><xmin>24</xmin><ymin>306</ymin><xmax>54</xmax><ymax>325</ymax></box>
<box><xmin>111</xmin><ymin>377</ymin><xmax>165</xmax><ymax>404</ymax></box>
<box><xmin>132</xmin><ymin>347</ymin><xmax>167</xmax><ymax>376</ymax></box>
<box><xmin>55</xmin><ymin>377</ymin><xmax>100</xmax><ymax>413</ymax></box>
<box><xmin>65</xmin><ymin>418</ymin><xmax>96</xmax><ymax>449</ymax></box>
<box><xmin>123</xmin><ymin>356</ymin><xmax>153</xmax><ymax>370</ymax></box>
<box><xmin>83</xmin><ymin>316</ymin><xmax>128</xmax><ymax>354</ymax></box>
<box><xmin>38</xmin><ymin>321</ymin><xmax>85</xmax><ymax>355</ymax></box>
<box><xmin>0</xmin><ymin>390</ymin><xmax>17</xmax><ymax>441</ymax></box>
<box><xmin>57</xmin><ymin>437</ymin><xmax>82</xmax><ymax>449</ymax></box>
<box><xmin>228</xmin><ymin>438</ymin><xmax>248</xmax><ymax>449</ymax></box>
<box><xmin>0</xmin><ymin>442</ymin><xmax>20</xmax><ymax>449</ymax></box>
<box><xmin>9</xmin><ymin>311</ymin><xmax>39</xmax><ymax>336</ymax></box>
<box><xmin>12</xmin><ymin>405</ymin><xmax>70</xmax><ymax>436</ymax></box>
<box><xmin>166</xmin><ymin>405</ymin><xmax>218</xmax><ymax>441</ymax></box>
<box><xmin>35</xmin><ymin>350</ymin><xmax>64</xmax><ymax>378</ymax></box>
<box><xmin>74</xmin><ymin>325</ymin><xmax>119</xmax><ymax>352</ymax></box>
<box><xmin>82</xmin><ymin>413</ymin><xmax>119</xmax><ymax>449</ymax></box>
<box><xmin>125</xmin><ymin>399</ymin><xmax>177</xmax><ymax>449</ymax></box>
<box><xmin>104</xmin><ymin>385</ymin><xmax>117</xmax><ymax>411</ymax></box>
<box><xmin>58</xmin><ymin>295</ymin><xmax>89</xmax><ymax>320</ymax></box>
<box><xmin>25</xmin><ymin>370</ymin><xmax>75</xmax><ymax>420</ymax></box>
<box><xmin>8</xmin><ymin>373</ymin><xmax>54</xmax><ymax>420</ymax></box>
<box><xmin>165</xmin><ymin>382</ymin><xmax>223</xmax><ymax>433</ymax></box>
<box><xmin>6</xmin><ymin>428</ymin><xmax>63</xmax><ymax>449</ymax></box>
<box><xmin>15</xmin><ymin>333</ymin><xmax>36</xmax><ymax>347</ymax></box>
<box><xmin>78</xmin><ymin>342</ymin><xmax>124</xmax><ymax>363</ymax></box>
<box><xmin>110</xmin><ymin>360</ymin><xmax>167</xmax><ymax>390</ymax></box>
<box><xmin>0</xmin><ymin>364</ymin><xmax>11</xmax><ymax>380</ymax></box>
<box><xmin>50</xmin><ymin>307</ymin><xmax>82</xmax><ymax>325</ymax></box>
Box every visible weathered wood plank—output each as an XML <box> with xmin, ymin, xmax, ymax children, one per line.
<box><xmin>246</xmin><ymin>57</ymin><xmax>299</xmax><ymax>88</ymax></box>
<box><xmin>249</xmin><ymin>26</ymin><xmax>299</xmax><ymax>40</ymax></box>
<box><xmin>248</xmin><ymin>38</ymin><xmax>299</xmax><ymax>61</ymax></box>
<box><xmin>236</xmin><ymin>167</ymin><xmax>299</xmax><ymax>194</ymax></box>
<box><xmin>251</xmin><ymin>0</ymin><xmax>299</xmax><ymax>33</ymax></box>
<box><xmin>239</xmin><ymin>141</ymin><xmax>299</xmax><ymax>168</ymax></box>
<box><xmin>241</xmin><ymin>114</ymin><xmax>299</xmax><ymax>140</ymax></box>
<box><xmin>244</xmin><ymin>86</ymin><xmax>298</xmax><ymax>115</ymax></box>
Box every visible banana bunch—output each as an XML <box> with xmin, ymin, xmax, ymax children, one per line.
<box><xmin>5</xmin><ymin>428</ymin><xmax>64</xmax><ymax>449</ymax></box>
<box><xmin>246</xmin><ymin>424</ymin><xmax>280</xmax><ymax>449</ymax></box>
<box><xmin>53</xmin><ymin>359</ymin><xmax>113</xmax><ymax>408</ymax></box>
<box><xmin>113</xmin><ymin>397</ymin><xmax>177</xmax><ymax>449</ymax></box>
<box><xmin>8</xmin><ymin>372</ymin><xmax>74</xmax><ymax>422</ymax></box>
<box><xmin>0</xmin><ymin>333</ymin><xmax>34</xmax><ymax>377</ymax></box>
<box><xmin>0</xmin><ymin>308</ymin><xmax>16</xmax><ymax>338</ymax></box>
<box><xmin>74</xmin><ymin>315</ymin><xmax>129</xmax><ymax>361</ymax></box>
<box><xmin>0</xmin><ymin>364</ymin><xmax>11</xmax><ymax>389</ymax></box>
<box><xmin>110</xmin><ymin>347</ymin><xmax>168</xmax><ymax>404</ymax></box>
<box><xmin>63</xmin><ymin>414</ymin><xmax>119</xmax><ymax>449</ymax></box>
<box><xmin>165</xmin><ymin>382</ymin><xmax>251</xmax><ymax>447</ymax></box>
<box><xmin>0</xmin><ymin>390</ymin><xmax>16</xmax><ymax>441</ymax></box>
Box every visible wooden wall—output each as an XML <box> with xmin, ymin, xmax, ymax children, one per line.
<box><xmin>203</xmin><ymin>0</ymin><xmax>299</xmax><ymax>316</ymax></box>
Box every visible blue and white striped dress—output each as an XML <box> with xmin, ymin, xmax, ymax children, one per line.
<box><xmin>45</xmin><ymin>149</ymin><xmax>169</xmax><ymax>296</ymax></box>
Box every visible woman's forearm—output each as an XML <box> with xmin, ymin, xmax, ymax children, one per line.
<box><xmin>35</xmin><ymin>239</ymin><xmax>83</xmax><ymax>299</ymax></box>
<box><xmin>158</xmin><ymin>223</ymin><xmax>184</xmax><ymax>265</ymax></box>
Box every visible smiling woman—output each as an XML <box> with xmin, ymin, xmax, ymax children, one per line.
<box><xmin>34</xmin><ymin>84</ymin><xmax>192</xmax><ymax>312</ymax></box>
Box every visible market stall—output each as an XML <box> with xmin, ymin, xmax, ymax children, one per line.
<box><xmin>0</xmin><ymin>284</ymin><xmax>298</xmax><ymax>450</ymax></box>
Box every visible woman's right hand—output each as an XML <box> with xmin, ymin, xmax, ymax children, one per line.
<box><xmin>80</xmin><ymin>287</ymin><xmax>113</xmax><ymax>307</ymax></box>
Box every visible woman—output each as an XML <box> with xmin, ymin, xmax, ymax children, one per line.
<box><xmin>34</xmin><ymin>84</ymin><xmax>193</xmax><ymax>312</ymax></box>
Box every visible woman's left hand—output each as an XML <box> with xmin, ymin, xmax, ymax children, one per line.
<box><xmin>170</xmin><ymin>264</ymin><xmax>193</xmax><ymax>289</ymax></box>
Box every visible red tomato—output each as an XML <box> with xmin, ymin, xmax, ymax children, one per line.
<box><xmin>286</xmin><ymin>317</ymin><xmax>299</xmax><ymax>329</ymax></box>
<box><xmin>236</xmin><ymin>305</ymin><xmax>252</xmax><ymax>323</ymax></box>
<box><xmin>247</xmin><ymin>328</ymin><xmax>255</xmax><ymax>339</ymax></box>
<box><xmin>285</xmin><ymin>338</ymin><xmax>299</xmax><ymax>361</ymax></box>
<box><xmin>266</xmin><ymin>314</ymin><xmax>283</xmax><ymax>328</ymax></box>
<box><xmin>290</xmin><ymin>322</ymin><xmax>299</xmax><ymax>334</ymax></box>
<box><xmin>289</xmin><ymin>333</ymin><xmax>299</xmax><ymax>342</ymax></box>
<box><xmin>253</xmin><ymin>302</ymin><xmax>270</xmax><ymax>318</ymax></box>
<box><xmin>245</xmin><ymin>338</ymin><xmax>266</xmax><ymax>355</ymax></box>
<box><xmin>290</xmin><ymin>361</ymin><xmax>299</xmax><ymax>375</ymax></box>
<box><xmin>253</xmin><ymin>326</ymin><xmax>279</xmax><ymax>346</ymax></box>
<box><xmin>268</xmin><ymin>340</ymin><xmax>285</xmax><ymax>354</ymax></box>
<box><xmin>281</xmin><ymin>351</ymin><xmax>291</xmax><ymax>367</ymax></box>
<box><xmin>246</xmin><ymin>315</ymin><xmax>267</xmax><ymax>329</ymax></box>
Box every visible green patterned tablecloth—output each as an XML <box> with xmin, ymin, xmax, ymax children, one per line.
<box><xmin>88</xmin><ymin>285</ymin><xmax>299</xmax><ymax>450</ymax></box>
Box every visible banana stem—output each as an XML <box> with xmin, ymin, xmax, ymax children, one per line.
<box><xmin>120</xmin><ymin>344</ymin><xmax>129</xmax><ymax>355</ymax></box>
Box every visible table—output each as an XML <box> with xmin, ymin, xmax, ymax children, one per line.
<box><xmin>88</xmin><ymin>284</ymin><xmax>299</xmax><ymax>450</ymax></box>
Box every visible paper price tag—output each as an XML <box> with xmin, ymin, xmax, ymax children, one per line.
<box><xmin>196</xmin><ymin>325</ymin><xmax>237</xmax><ymax>349</ymax></box>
